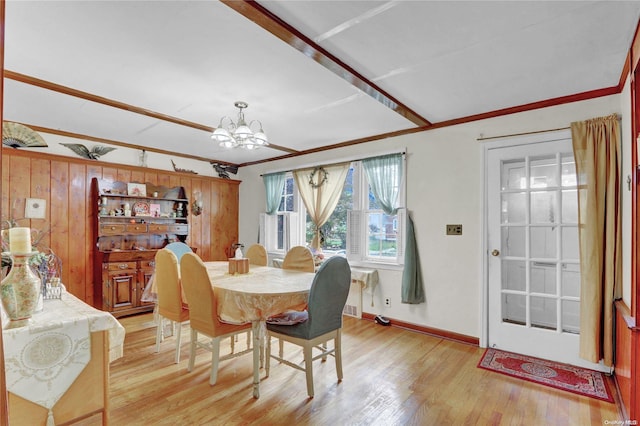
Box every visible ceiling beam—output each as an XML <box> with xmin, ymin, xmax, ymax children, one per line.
<box><xmin>4</xmin><ymin>70</ymin><xmax>296</xmax><ymax>155</ymax></box>
<box><xmin>221</xmin><ymin>0</ymin><xmax>431</xmax><ymax>127</ymax></box>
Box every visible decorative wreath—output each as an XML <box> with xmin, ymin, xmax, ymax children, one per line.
<box><xmin>308</xmin><ymin>167</ymin><xmax>329</xmax><ymax>188</ymax></box>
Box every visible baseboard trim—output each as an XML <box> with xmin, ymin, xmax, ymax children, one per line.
<box><xmin>361</xmin><ymin>312</ymin><xmax>479</xmax><ymax>346</ymax></box>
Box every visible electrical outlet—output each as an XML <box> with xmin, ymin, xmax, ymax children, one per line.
<box><xmin>384</xmin><ymin>297</ymin><xmax>391</xmax><ymax>307</ymax></box>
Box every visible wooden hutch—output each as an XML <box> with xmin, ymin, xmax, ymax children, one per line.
<box><xmin>92</xmin><ymin>178</ymin><xmax>189</xmax><ymax>317</ymax></box>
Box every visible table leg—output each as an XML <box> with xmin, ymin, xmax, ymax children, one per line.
<box><xmin>252</xmin><ymin>320</ymin><xmax>262</xmax><ymax>399</ymax></box>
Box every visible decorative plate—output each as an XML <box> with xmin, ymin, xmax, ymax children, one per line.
<box><xmin>132</xmin><ymin>201</ymin><xmax>150</xmax><ymax>216</ymax></box>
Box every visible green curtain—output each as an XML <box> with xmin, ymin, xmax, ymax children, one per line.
<box><xmin>362</xmin><ymin>153</ymin><xmax>403</xmax><ymax>215</ymax></box>
<box><xmin>401</xmin><ymin>212</ymin><xmax>425</xmax><ymax>304</ymax></box>
<box><xmin>362</xmin><ymin>153</ymin><xmax>424</xmax><ymax>304</ymax></box>
<box><xmin>263</xmin><ymin>172</ymin><xmax>286</xmax><ymax>215</ymax></box>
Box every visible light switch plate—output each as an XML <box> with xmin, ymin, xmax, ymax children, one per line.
<box><xmin>446</xmin><ymin>224</ymin><xmax>462</xmax><ymax>235</ymax></box>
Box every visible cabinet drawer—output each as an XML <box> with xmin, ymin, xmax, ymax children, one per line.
<box><xmin>126</xmin><ymin>224</ymin><xmax>148</xmax><ymax>233</ymax></box>
<box><xmin>100</xmin><ymin>224</ymin><xmax>126</xmax><ymax>235</ymax></box>
<box><xmin>104</xmin><ymin>262</ymin><xmax>136</xmax><ymax>271</ymax></box>
<box><xmin>169</xmin><ymin>224</ymin><xmax>188</xmax><ymax>234</ymax></box>
<box><xmin>148</xmin><ymin>224</ymin><xmax>168</xmax><ymax>233</ymax></box>
<box><xmin>140</xmin><ymin>259</ymin><xmax>156</xmax><ymax>269</ymax></box>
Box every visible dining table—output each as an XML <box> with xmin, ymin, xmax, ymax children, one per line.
<box><xmin>205</xmin><ymin>261</ymin><xmax>315</xmax><ymax>398</ymax></box>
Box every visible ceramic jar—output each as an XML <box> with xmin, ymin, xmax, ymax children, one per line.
<box><xmin>0</xmin><ymin>252</ymin><xmax>42</xmax><ymax>324</ymax></box>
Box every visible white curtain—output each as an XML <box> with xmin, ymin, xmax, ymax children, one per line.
<box><xmin>294</xmin><ymin>163</ymin><xmax>350</xmax><ymax>249</ymax></box>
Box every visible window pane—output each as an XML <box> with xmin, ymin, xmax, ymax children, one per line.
<box><xmin>277</xmin><ymin>214</ymin><xmax>284</xmax><ymax>250</ymax></box>
<box><xmin>502</xmin><ymin>293</ymin><xmax>525</xmax><ymax>325</ymax></box>
<box><xmin>530</xmin><ymin>156</ymin><xmax>557</xmax><ymax>188</ymax></box>
<box><xmin>530</xmin><ymin>261</ymin><xmax>556</xmax><ymax>294</ymax></box>
<box><xmin>367</xmin><ymin>212</ymin><xmax>397</xmax><ymax>258</ymax></box>
<box><xmin>501</xmin><ymin>226</ymin><xmax>525</xmax><ymax>257</ymax></box>
<box><xmin>502</xmin><ymin>160</ymin><xmax>526</xmax><ymax>190</ymax></box>
<box><xmin>561</xmin><ymin>227</ymin><xmax>579</xmax><ymax>260</ymax></box>
<box><xmin>502</xmin><ymin>260</ymin><xmax>525</xmax><ymax>291</ymax></box>
<box><xmin>279</xmin><ymin>176</ymin><xmax>295</xmax><ymax>212</ymax></box>
<box><xmin>561</xmin><ymin>154</ymin><xmax>577</xmax><ymax>187</ymax></box>
<box><xmin>501</xmin><ymin>192</ymin><xmax>526</xmax><ymax>223</ymax></box>
<box><xmin>561</xmin><ymin>189</ymin><xmax>577</xmax><ymax>223</ymax></box>
<box><xmin>562</xmin><ymin>299</ymin><xmax>580</xmax><ymax>333</ymax></box>
<box><xmin>531</xmin><ymin>296</ymin><xmax>556</xmax><ymax>330</ymax></box>
<box><xmin>530</xmin><ymin>191</ymin><xmax>556</xmax><ymax>224</ymax></box>
<box><xmin>530</xmin><ymin>226</ymin><xmax>556</xmax><ymax>259</ymax></box>
<box><xmin>561</xmin><ymin>263</ymin><xmax>580</xmax><ymax>298</ymax></box>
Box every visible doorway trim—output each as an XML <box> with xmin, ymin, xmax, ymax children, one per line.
<box><xmin>480</xmin><ymin>129</ymin><xmax>572</xmax><ymax>348</ymax></box>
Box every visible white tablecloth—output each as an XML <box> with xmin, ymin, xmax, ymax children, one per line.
<box><xmin>351</xmin><ymin>267</ymin><xmax>379</xmax><ymax>307</ymax></box>
<box><xmin>210</xmin><ymin>265</ymin><xmax>312</xmax><ymax>324</ymax></box>
<box><xmin>273</xmin><ymin>259</ymin><xmax>379</xmax><ymax>307</ymax></box>
<box><xmin>2</xmin><ymin>290</ymin><xmax>125</xmax><ymax>425</ymax></box>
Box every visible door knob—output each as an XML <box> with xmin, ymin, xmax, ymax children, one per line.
<box><xmin>491</xmin><ymin>249</ymin><xmax>500</xmax><ymax>257</ymax></box>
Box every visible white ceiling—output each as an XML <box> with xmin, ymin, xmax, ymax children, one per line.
<box><xmin>3</xmin><ymin>1</ymin><xmax>640</xmax><ymax>167</ymax></box>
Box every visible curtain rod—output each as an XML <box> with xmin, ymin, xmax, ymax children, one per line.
<box><xmin>260</xmin><ymin>150</ymin><xmax>405</xmax><ymax>177</ymax></box>
<box><xmin>477</xmin><ymin>114</ymin><xmax>622</xmax><ymax>142</ymax></box>
<box><xmin>476</xmin><ymin>127</ymin><xmax>570</xmax><ymax>141</ymax></box>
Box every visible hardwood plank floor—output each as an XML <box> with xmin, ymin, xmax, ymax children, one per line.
<box><xmin>77</xmin><ymin>314</ymin><xmax>621</xmax><ymax>425</ymax></box>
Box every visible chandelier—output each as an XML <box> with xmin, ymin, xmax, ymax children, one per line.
<box><xmin>212</xmin><ymin>101</ymin><xmax>269</xmax><ymax>150</ymax></box>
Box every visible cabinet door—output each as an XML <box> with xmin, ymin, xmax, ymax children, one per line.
<box><xmin>105</xmin><ymin>269</ymin><xmax>137</xmax><ymax>312</ymax></box>
<box><xmin>138</xmin><ymin>260</ymin><xmax>155</xmax><ymax>307</ymax></box>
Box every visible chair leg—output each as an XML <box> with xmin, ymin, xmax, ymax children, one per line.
<box><xmin>187</xmin><ymin>329</ymin><xmax>197</xmax><ymax>372</ymax></box>
<box><xmin>303</xmin><ymin>344</ymin><xmax>314</xmax><ymax>398</ymax></box>
<box><xmin>230</xmin><ymin>334</ymin><xmax>235</xmax><ymax>353</ymax></box>
<box><xmin>265</xmin><ymin>334</ymin><xmax>271</xmax><ymax>377</ymax></box>
<box><xmin>155</xmin><ymin>316</ymin><xmax>163</xmax><ymax>353</ymax></box>
<box><xmin>335</xmin><ymin>330</ymin><xmax>343</xmax><ymax>381</ymax></box>
<box><xmin>278</xmin><ymin>338</ymin><xmax>284</xmax><ymax>358</ymax></box>
<box><xmin>321</xmin><ymin>341</ymin><xmax>328</xmax><ymax>362</ymax></box>
<box><xmin>210</xmin><ymin>337</ymin><xmax>221</xmax><ymax>385</ymax></box>
<box><xmin>174</xmin><ymin>322</ymin><xmax>182</xmax><ymax>364</ymax></box>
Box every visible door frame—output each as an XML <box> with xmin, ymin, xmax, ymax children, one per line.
<box><xmin>480</xmin><ymin>129</ymin><xmax>572</xmax><ymax>348</ymax></box>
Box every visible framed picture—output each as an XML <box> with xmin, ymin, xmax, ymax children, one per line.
<box><xmin>24</xmin><ymin>198</ymin><xmax>46</xmax><ymax>219</ymax></box>
<box><xmin>149</xmin><ymin>203</ymin><xmax>161</xmax><ymax>218</ymax></box>
<box><xmin>127</xmin><ymin>183</ymin><xmax>147</xmax><ymax>197</ymax></box>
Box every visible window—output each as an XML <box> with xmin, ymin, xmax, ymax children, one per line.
<box><xmin>263</xmin><ymin>156</ymin><xmax>405</xmax><ymax>266</ymax></box>
<box><xmin>261</xmin><ymin>173</ymin><xmax>301</xmax><ymax>253</ymax></box>
<box><xmin>347</xmin><ymin>161</ymin><xmax>404</xmax><ymax>264</ymax></box>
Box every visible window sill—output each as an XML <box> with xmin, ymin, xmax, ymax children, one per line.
<box><xmin>347</xmin><ymin>259</ymin><xmax>404</xmax><ymax>272</ymax></box>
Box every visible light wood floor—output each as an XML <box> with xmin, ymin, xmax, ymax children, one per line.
<box><xmin>78</xmin><ymin>313</ymin><xmax>622</xmax><ymax>425</ymax></box>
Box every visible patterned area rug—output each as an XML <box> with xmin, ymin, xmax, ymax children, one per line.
<box><xmin>478</xmin><ymin>348</ymin><xmax>613</xmax><ymax>402</ymax></box>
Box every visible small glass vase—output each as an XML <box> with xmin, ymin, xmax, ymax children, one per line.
<box><xmin>0</xmin><ymin>252</ymin><xmax>42</xmax><ymax>325</ymax></box>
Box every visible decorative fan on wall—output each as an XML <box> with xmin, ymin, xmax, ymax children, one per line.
<box><xmin>2</xmin><ymin>122</ymin><xmax>48</xmax><ymax>148</ymax></box>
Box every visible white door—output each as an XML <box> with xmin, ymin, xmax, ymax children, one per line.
<box><xmin>486</xmin><ymin>133</ymin><xmax>606</xmax><ymax>371</ymax></box>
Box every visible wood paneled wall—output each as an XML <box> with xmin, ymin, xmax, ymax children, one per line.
<box><xmin>615</xmin><ymin>300</ymin><xmax>633</xmax><ymax>419</ymax></box>
<box><xmin>1</xmin><ymin>148</ymin><xmax>240</xmax><ymax>308</ymax></box>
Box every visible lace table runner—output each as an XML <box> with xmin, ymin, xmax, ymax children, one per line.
<box><xmin>2</xmin><ymin>290</ymin><xmax>126</xmax><ymax>425</ymax></box>
<box><xmin>4</xmin><ymin>317</ymin><xmax>90</xmax><ymax>426</ymax></box>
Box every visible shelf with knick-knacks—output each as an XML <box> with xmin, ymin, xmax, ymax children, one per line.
<box><xmin>92</xmin><ymin>178</ymin><xmax>189</xmax><ymax>316</ymax></box>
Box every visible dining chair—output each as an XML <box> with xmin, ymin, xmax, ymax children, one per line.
<box><xmin>154</xmin><ymin>248</ymin><xmax>190</xmax><ymax>364</ymax></box>
<box><xmin>164</xmin><ymin>241</ymin><xmax>192</xmax><ymax>261</ymax></box>
<box><xmin>265</xmin><ymin>256</ymin><xmax>351</xmax><ymax>398</ymax></box>
<box><xmin>245</xmin><ymin>243</ymin><xmax>268</xmax><ymax>266</ymax></box>
<box><xmin>180</xmin><ymin>252</ymin><xmax>253</xmax><ymax>385</ymax></box>
<box><xmin>282</xmin><ymin>245</ymin><xmax>315</xmax><ymax>273</ymax></box>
